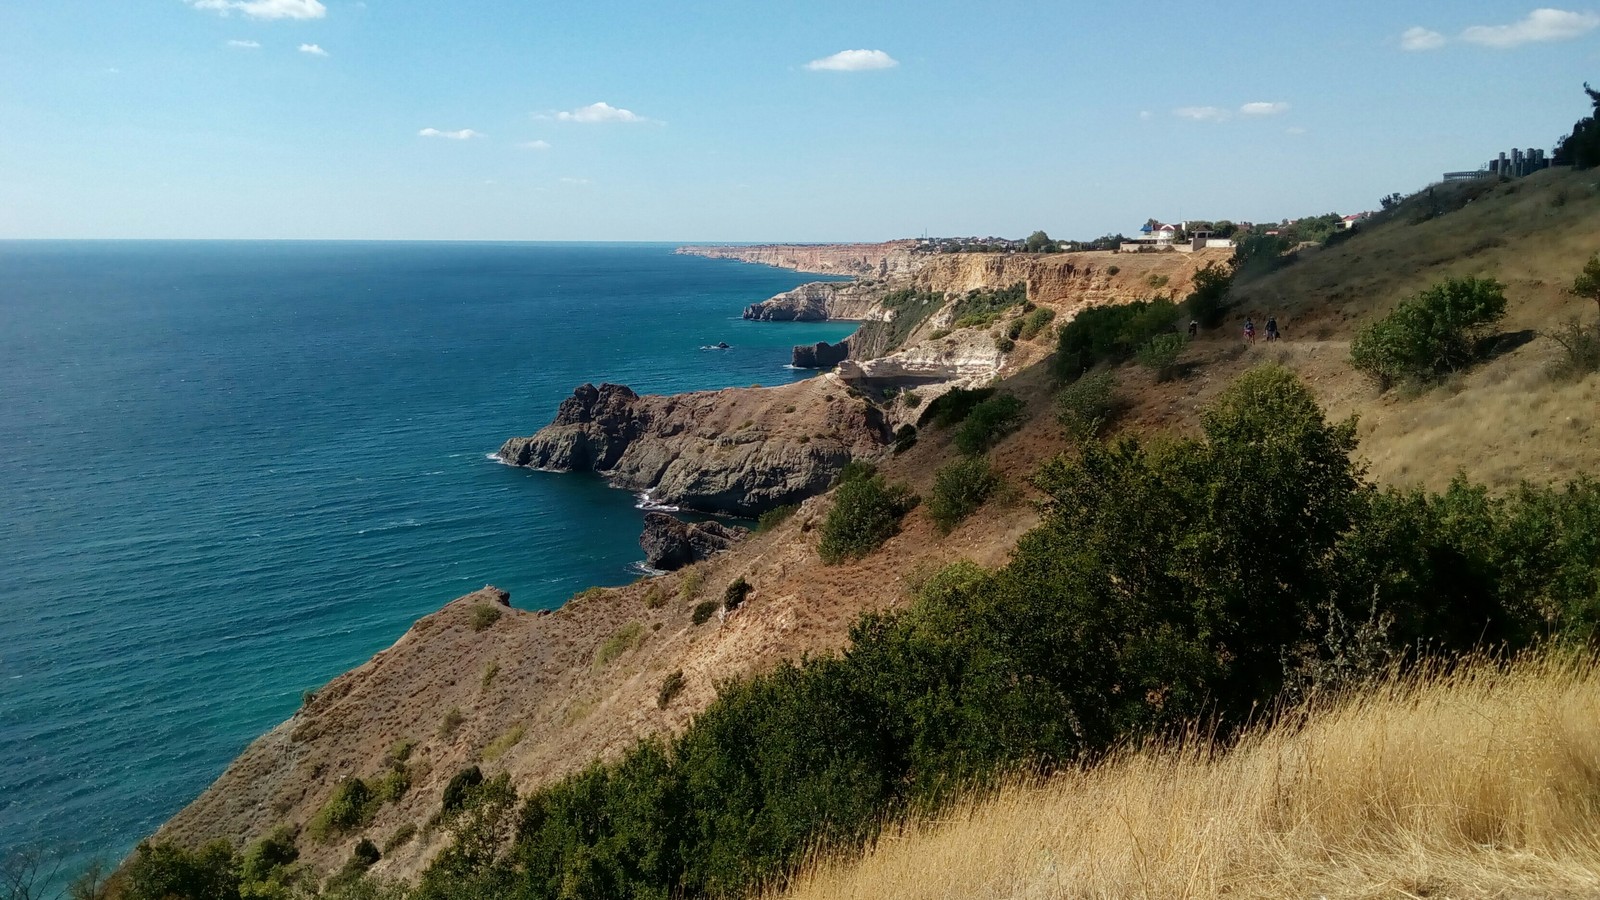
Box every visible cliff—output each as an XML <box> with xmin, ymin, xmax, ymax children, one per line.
<box><xmin>497</xmin><ymin>379</ymin><xmax>890</xmax><ymax>516</ymax></box>
<box><xmin>678</xmin><ymin>241</ymin><xmax>922</xmax><ymax>277</ymax></box>
<box><xmin>743</xmin><ymin>280</ymin><xmax>899</xmax><ymax>322</ymax></box>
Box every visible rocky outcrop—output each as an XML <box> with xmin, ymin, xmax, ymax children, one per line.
<box><xmin>679</xmin><ymin>241</ymin><xmax>922</xmax><ymax>277</ymax></box>
<box><xmin>498</xmin><ymin>379</ymin><xmax>889</xmax><ymax>516</ymax></box>
<box><xmin>792</xmin><ymin>340</ymin><xmax>850</xmax><ymax>369</ymax></box>
<box><xmin>837</xmin><ymin>329</ymin><xmax>1009</xmax><ymax>384</ymax></box>
<box><xmin>742</xmin><ymin>280</ymin><xmax>898</xmax><ymax>322</ymax></box>
<box><xmin>640</xmin><ymin>512</ymin><xmax>748</xmax><ymax>571</ymax></box>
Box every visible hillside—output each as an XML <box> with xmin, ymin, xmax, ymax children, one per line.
<box><xmin>149</xmin><ymin>167</ymin><xmax>1600</xmax><ymax>888</ymax></box>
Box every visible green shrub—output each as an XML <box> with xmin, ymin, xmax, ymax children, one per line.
<box><xmin>1136</xmin><ymin>332</ymin><xmax>1186</xmax><ymax>382</ymax></box>
<box><xmin>1054</xmin><ymin>297</ymin><xmax>1180</xmax><ymax>380</ymax></box>
<box><xmin>920</xmin><ymin>386</ymin><xmax>996</xmax><ymax>428</ymax></box>
<box><xmin>124</xmin><ymin>840</ymin><xmax>242</xmax><ymax>900</ymax></box>
<box><xmin>351</xmin><ymin>839</ymin><xmax>381</xmax><ymax>870</ymax></box>
<box><xmin>953</xmin><ymin>393</ymin><xmax>1027</xmax><ymax>455</ymax></box>
<box><xmin>892</xmin><ymin>424</ymin><xmax>918</xmax><ymax>455</ymax></box>
<box><xmin>1350</xmin><ymin>276</ymin><xmax>1508</xmax><ymax>388</ymax></box>
<box><xmin>372</xmin><ymin>766</ymin><xmax>410</xmax><ymax>804</ymax></box>
<box><xmin>902</xmin><ymin>389</ymin><xmax>922</xmax><ymax>408</ymax></box>
<box><xmin>643</xmin><ymin>584</ymin><xmax>666</xmax><ymax>609</ymax></box>
<box><xmin>594</xmin><ymin>622</ymin><xmax>645</xmax><ymax>668</ymax></box>
<box><xmin>993</xmin><ymin>334</ymin><xmax>1016</xmax><ymax>353</ymax></box>
<box><xmin>723</xmin><ymin>577</ymin><xmax>752</xmax><ymax>611</ymax></box>
<box><xmin>948</xmin><ymin>283</ymin><xmax>1028</xmax><ymax>329</ymax></box>
<box><xmin>927</xmin><ymin>457</ymin><xmax>1003</xmax><ymax>533</ymax></box>
<box><xmin>1107</xmin><ymin>264</ymin><xmax>1120</xmax><ymax>276</ymax></box>
<box><xmin>677</xmin><ymin>567</ymin><xmax>704</xmax><ymax>602</ymax></box>
<box><xmin>481</xmin><ymin>725</ymin><xmax>525</xmax><ymax>762</ymax></box>
<box><xmin>691</xmin><ymin>600</ymin><xmax>719</xmax><ymax>625</ymax></box>
<box><xmin>835</xmin><ymin>460</ymin><xmax>879</xmax><ymax>485</ymax></box>
<box><xmin>1005</xmin><ymin>319</ymin><xmax>1024</xmax><ymax>340</ymax></box>
<box><xmin>469</xmin><ymin>603</ymin><xmax>502</xmax><ymax>633</ymax></box>
<box><xmin>756</xmin><ymin>504</ymin><xmax>799</xmax><ymax>533</ymax></box>
<box><xmin>1018</xmin><ymin>306</ymin><xmax>1057</xmax><ymax>340</ymax></box>
<box><xmin>657</xmin><ymin>670</ymin><xmax>686</xmax><ymax>709</ymax></box>
<box><xmin>818</xmin><ymin>474</ymin><xmax>918</xmax><ymax>564</ymax></box>
<box><xmin>438</xmin><ymin>708</ymin><xmax>464</xmax><ymax>739</ymax></box>
<box><xmin>852</xmin><ymin>289</ymin><xmax>945</xmax><ymax>353</ymax></box>
<box><xmin>440</xmin><ymin>766</ymin><xmax>483</xmax><ymax>815</ymax></box>
<box><xmin>1057</xmin><ymin>370</ymin><xmax>1118</xmax><ymax>441</ymax></box>
<box><xmin>308</xmin><ymin>778</ymin><xmax>374</xmax><ymax>842</ymax></box>
<box><xmin>1184</xmin><ymin>262</ymin><xmax>1232</xmax><ymax>328</ymax></box>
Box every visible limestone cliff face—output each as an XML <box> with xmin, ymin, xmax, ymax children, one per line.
<box><xmin>743</xmin><ymin>280</ymin><xmax>897</xmax><ymax>322</ymax></box>
<box><xmin>910</xmin><ymin>249</ymin><xmax>1229</xmax><ymax>309</ymax></box>
<box><xmin>678</xmin><ymin>241</ymin><xmax>922</xmax><ymax>277</ymax></box>
<box><xmin>497</xmin><ymin>379</ymin><xmax>889</xmax><ymax>516</ymax></box>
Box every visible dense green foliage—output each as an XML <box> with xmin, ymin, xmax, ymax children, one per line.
<box><xmin>892</xmin><ymin>424</ymin><xmax>918</xmax><ymax>455</ymax></box>
<box><xmin>854</xmin><ymin>289</ymin><xmax>945</xmax><ymax>353</ymax></box>
<box><xmin>1135</xmin><ymin>333</ymin><xmax>1186</xmax><ymax>381</ymax></box>
<box><xmin>722</xmin><ymin>577</ymin><xmax>752</xmax><ymax>611</ymax></box>
<box><xmin>1056</xmin><ymin>370</ymin><xmax>1118</xmax><ymax>442</ymax></box>
<box><xmin>1554</xmin><ymin>82</ymin><xmax>1600</xmax><ymax>168</ymax></box>
<box><xmin>817</xmin><ymin>466</ymin><xmax>918</xmax><ymax>564</ymax></box>
<box><xmin>1017</xmin><ymin>306</ymin><xmax>1057</xmax><ymax>340</ymax></box>
<box><xmin>690</xmin><ymin>600</ymin><xmax>718</xmax><ymax>625</ymax></box>
<box><xmin>927</xmin><ymin>457</ymin><xmax>1003</xmax><ymax>533</ymax></box>
<box><xmin>1573</xmin><ymin>253</ymin><xmax>1600</xmax><ymax>317</ymax></box>
<box><xmin>919</xmin><ymin>387</ymin><xmax>996</xmax><ymax>428</ymax></box>
<box><xmin>949</xmin><ymin>284</ymin><xmax>1029</xmax><ymax>329</ymax></box>
<box><xmin>951</xmin><ymin>393</ymin><xmax>1027</xmax><ymax>455</ymax></box>
<box><xmin>1349</xmin><ymin>276</ymin><xmax>1509</xmax><ymax>388</ymax></box>
<box><xmin>1053</xmin><ymin>297</ymin><xmax>1180</xmax><ymax>380</ymax></box>
<box><xmin>1184</xmin><ymin>262</ymin><xmax>1232</xmax><ymax>328</ymax></box>
<box><xmin>308</xmin><ymin>778</ymin><xmax>376</xmax><ymax>842</ymax></box>
<box><xmin>755</xmin><ymin>504</ymin><xmax>798</xmax><ymax>533</ymax></box>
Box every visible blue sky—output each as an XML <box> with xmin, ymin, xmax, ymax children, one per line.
<box><xmin>2</xmin><ymin>1</ymin><xmax>1597</xmax><ymax>241</ymax></box>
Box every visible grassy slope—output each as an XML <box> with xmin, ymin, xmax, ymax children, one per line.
<box><xmin>773</xmin><ymin>654</ymin><xmax>1600</xmax><ymax>900</ymax></box>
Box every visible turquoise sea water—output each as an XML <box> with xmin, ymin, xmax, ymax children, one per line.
<box><xmin>0</xmin><ymin>242</ymin><xmax>852</xmax><ymax>870</ymax></box>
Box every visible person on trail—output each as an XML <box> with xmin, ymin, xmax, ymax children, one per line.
<box><xmin>1244</xmin><ymin>317</ymin><xmax>1256</xmax><ymax>343</ymax></box>
<box><xmin>1188</xmin><ymin>319</ymin><xmax>1199</xmax><ymax>338</ymax></box>
<box><xmin>1265</xmin><ymin>316</ymin><xmax>1279</xmax><ymax>342</ymax></box>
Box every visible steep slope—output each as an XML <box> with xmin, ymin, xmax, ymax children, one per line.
<box><xmin>152</xmin><ymin>169</ymin><xmax>1600</xmax><ymax>884</ymax></box>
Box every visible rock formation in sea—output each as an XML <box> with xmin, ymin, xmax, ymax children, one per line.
<box><xmin>742</xmin><ymin>279</ymin><xmax>898</xmax><ymax>322</ymax></box>
<box><xmin>792</xmin><ymin>339</ymin><xmax>850</xmax><ymax>369</ymax></box>
<box><xmin>497</xmin><ymin>379</ymin><xmax>889</xmax><ymax>516</ymax></box>
<box><xmin>639</xmin><ymin>512</ymin><xmax>748</xmax><ymax>571</ymax></box>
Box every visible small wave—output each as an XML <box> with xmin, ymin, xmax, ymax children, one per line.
<box><xmin>635</xmin><ymin>492</ymin><xmax>680</xmax><ymax>512</ymax></box>
<box><xmin>485</xmin><ymin>452</ymin><xmax>514</xmax><ymax>466</ymax></box>
<box><xmin>356</xmin><ymin>518</ymin><xmax>421</xmax><ymax>535</ymax></box>
<box><xmin>628</xmin><ymin>561</ymin><xmax>668</xmax><ymax>577</ymax></box>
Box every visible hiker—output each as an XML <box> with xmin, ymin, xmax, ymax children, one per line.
<box><xmin>1244</xmin><ymin>317</ymin><xmax>1256</xmax><ymax>343</ymax></box>
<box><xmin>1188</xmin><ymin>319</ymin><xmax>1199</xmax><ymax>338</ymax></box>
<box><xmin>1265</xmin><ymin>316</ymin><xmax>1280</xmax><ymax>342</ymax></box>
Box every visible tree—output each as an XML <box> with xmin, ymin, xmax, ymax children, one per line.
<box><xmin>1185</xmin><ymin>261</ymin><xmax>1232</xmax><ymax>328</ymax></box>
<box><xmin>1554</xmin><ymin>82</ymin><xmax>1600</xmax><ymax>168</ymax></box>
<box><xmin>1350</xmin><ymin>276</ymin><xmax>1508</xmax><ymax>388</ymax></box>
<box><xmin>1573</xmin><ymin>253</ymin><xmax>1600</xmax><ymax>317</ymax></box>
<box><xmin>1024</xmin><ymin>230</ymin><xmax>1054</xmax><ymax>253</ymax></box>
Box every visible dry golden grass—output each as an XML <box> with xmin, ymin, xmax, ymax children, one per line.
<box><xmin>774</xmin><ymin>654</ymin><xmax>1600</xmax><ymax>900</ymax></box>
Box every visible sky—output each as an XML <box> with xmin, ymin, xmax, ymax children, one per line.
<box><xmin>2</xmin><ymin>1</ymin><xmax>1598</xmax><ymax>241</ymax></box>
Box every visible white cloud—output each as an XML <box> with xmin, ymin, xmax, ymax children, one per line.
<box><xmin>298</xmin><ymin>43</ymin><xmax>328</xmax><ymax>57</ymax></box>
<box><xmin>1139</xmin><ymin>110</ymin><xmax>1152</xmax><ymax>121</ymax></box>
<box><xmin>519</xmin><ymin>140</ymin><xmax>552</xmax><ymax>150</ymax></box>
<box><xmin>225</xmin><ymin>39</ymin><xmax>261</xmax><ymax>49</ymax></box>
<box><xmin>1286</xmin><ymin>126</ymin><xmax>1309</xmax><ymax>135</ymax></box>
<box><xmin>1174</xmin><ymin>106</ymin><xmax>1229</xmax><ymax>122</ymax></box>
<box><xmin>1461</xmin><ymin>8</ymin><xmax>1600</xmax><ymax>47</ymax></box>
<box><xmin>543</xmin><ymin>102</ymin><xmax>648</xmax><ymax>124</ymax></box>
<box><xmin>804</xmin><ymin>49</ymin><xmax>899</xmax><ymax>71</ymax></box>
<box><xmin>419</xmin><ymin>128</ymin><xmax>484</xmax><ymax>140</ymax></box>
<box><xmin>559</xmin><ymin>177</ymin><xmax>592</xmax><ymax>185</ymax></box>
<box><xmin>1400</xmin><ymin>26</ymin><xmax>1447</xmax><ymax>50</ymax></box>
<box><xmin>186</xmin><ymin>0</ymin><xmax>326</xmax><ymax>20</ymax></box>
<box><xmin>1239</xmin><ymin>101</ymin><xmax>1290</xmax><ymax>117</ymax></box>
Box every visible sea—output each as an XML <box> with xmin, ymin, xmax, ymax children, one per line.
<box><xmin>0</xmin><ymin>241</ymin><xmax>853</xmax><ymax>873</ymax></box>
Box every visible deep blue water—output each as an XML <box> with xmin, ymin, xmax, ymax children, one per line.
<box><xmin>0</xmin><ymin>241</ymin><xmax>852</xmax><ymax>870</ymax></box>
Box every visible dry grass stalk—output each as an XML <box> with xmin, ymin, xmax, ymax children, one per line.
<box><xmin>774</xmin><ymin>654</ymin><xmax>1600</xmax><ymax>900</ymax></box>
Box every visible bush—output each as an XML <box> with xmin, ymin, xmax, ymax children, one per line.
<box><xmin>308</xmin><ymin>778</ymin><xmax>374</xmax><ymax>842</ymax></box>
<box><xmin>1018</xmin><ymin>306</ymin><xmax>1057</xmax><ymax>340</ymax></box>
<box><xmin>691</xmin><ymin>600</ymin><xmax>719</xmax><ymax>625</ymax></box>
<box><xmin>371</xmin><ymin>766</ymin><xmax>410</xmax><ymax>804</ymax></box>
<box><xmin>892</xmin><ymin>424</ymin><xmax>918</xmax><ymax>455</ymax></box>
<box><xmin>756</xmin><ymin>504</ymin><xmax>798</xmax><ymax>533</ymax></box>
<box><xmin>993</xmin><ymin>334</ymin><xmax>1016</xmax><ymax>353</ymax></box>
<box><xmin>352</xmin><ymin>840</ymin><xmax>381</xmax><ymax>870</ymax></box>
<box><xmin>723</xmin><ymin>577</ymin><xmax>753</xmax><ymax>611</ymax></box>
<box><xmin>928</xmin><ymin>457</ymin><xmax>1003</xmax><ymax>533</ymax></box>
<box><xmin>481</xmin><ymin>725</ymin><xmax>525</xmax><ymax>762</ymax></box>
<box><xmin>949</xmin><ymin>283</ymin><xmax>1028</xmax><ymax>329</ymax></box>
<box><xmin>1184</xmin><ymin>262</ymin><xmax>1231</xmax><ymax>328</ymax></box>
<box><xmin>1350</xmin><ymin>276</ymin><xmax>1508</xmax><ymax>389</ymax></box>
<box><xmin>1057</xmin><ymin>370</ymin><xmax>1118</xmax><ymax>441</ymax></box>
<box><xmin>441</xmin><ymin>766</ymin><xmax>483</xmax><ymax>814</ymax></box>
<box><xmin>902</xmin><ymin>389</ymin><xmax>922</xmax><ymax>408</ymax></box>
<box><xmin>383</xmin><ymin>824</ymin><xmax>417</xmax><ymax>853</ymax></box>
<box><xmin>1054</xmin><ymin>297</ymin><xmax>1180</xmax><ymax>380</ymax></box>
<box><xmin>677</xmin><ymin>567</ymin><xmax>704</xmax><ymax>602</ymax></box>
<box><xmin>835</xmin><ymin>460</ymin><xmax>879</xmax><ymax>485</ymax></box>
<box><xmin>1546</xmin><ymin>318</ymin><xmax>1600</xmax><ymax>378</ymax></box>
<box><xmin>1136</xmin><ymin>332</ymin><xmax>1186</xmax><ymax>382</ymax></box>
<box><xmin>953</xmin><ymin>393</ymin><xmax>1027</xmax><ymax>455</ymax></box>
<box><xmin>657</xmin><ymin>670</ymin><xmax>686</xmax><ymax>708</ymax></box>
<box><xmin>818</xmin><ymin>474</ymin><xmax>919</xmax><ymax>564</ymax></box>
<box><xmin>594</xmin><ymin>622</ymin><xmax>645</xmax><ymax>668</ymax></box>
<box><xmin>469</xmin><ymin>603</ymin><xmax>502</xmax><ymax>632</ymax></box>
<box><xmin>438</xmin><ymin>708</ymin><xmax>464</xmax><ymax>738</ymax></box>
<box><xmin>921</xmin><ymin>387</ymin><xmax>996</xmax><ymax>428</ymax></box>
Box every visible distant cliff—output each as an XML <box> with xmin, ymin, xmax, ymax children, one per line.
<box><xmin>743</xmin><ymin>280</ymin><xmax>896</xmax><ymax>322</ymax></box>
<box><xmin>677</xmin><ymin>241</ymin><xmax>922</xmax><ymax>277</ymax></box>
<box><xmin>497</xmin><ymin>380</ymin><xmax>889</xmax><ymax>516</ymax></box>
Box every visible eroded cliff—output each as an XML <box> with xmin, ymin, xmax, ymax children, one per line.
<box><xmin>678</xmin><ymin>241</ymin><xmax>921</xmax><ymax>277</ymax></box>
